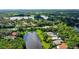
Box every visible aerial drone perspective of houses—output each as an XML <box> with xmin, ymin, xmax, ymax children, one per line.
<box><xmin>0</xmin><ymin>9</ymin><xmax>79</xmax><ymax>49</ymax></box>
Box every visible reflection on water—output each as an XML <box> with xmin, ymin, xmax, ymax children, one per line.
<box><xmin>23</xmin><ymin>32</ymin><xmax>42</xmax><ymax>49</ymax></box>
<box><xmin>75</xmin><ymin>24</ymin><xmax>79</xmax><ymax>32</ymax></box>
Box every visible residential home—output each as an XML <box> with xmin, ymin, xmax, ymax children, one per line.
<box><xmin>52</xmin><ymin>37</ymin><xmax>61</xmax><ymax>41</ymax></box>
<box><xmin>4</xmin><ymin>36</ymin><xmax>16</xmax><ymax>40</ymax></box>
<box><xmin>47</xmin><ymin>32</ymin><xmax>61</xmax><ymax>40</ymax></box>
<box><xmin>56</xmin><ymin>43</ymin><xmax>68</xmax><ymax>49</ymax></box>
<box><xmin>52</xmin><ymin>39</ymin><xmax>63</xmax><ymax>45</ymax></box>
<box><xmin>11</xmin><ymin>32</ymin><xmax>17</xmax><ymax>36</ymax></box>
<box><xmin>47</xmin><ymin>32</ymin><xmax>57</xmax><ymax>37</ymax></box>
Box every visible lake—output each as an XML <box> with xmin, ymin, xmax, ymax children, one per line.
<box><xmin>23</xmin><ymin>32</ymin><xmax>42</xmax><ymax>49</ymax></box>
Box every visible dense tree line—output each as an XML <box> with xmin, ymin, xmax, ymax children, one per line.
<box><xmin>52</xmin><ymin>22</ymin><xmax>79</xmax><ymax>48</ymax></box>
<box><xmin>0</xmin><ymin>37</ymin><xmax>26</xmax><ymax>49</ymax></box>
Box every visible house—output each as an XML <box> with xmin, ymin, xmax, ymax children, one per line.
<box><xmin>3</xmin><ymin>31</ymin><xmax>17</xmax><ymax>40</ymax></box>
<box><xmin>47</xmin><ymin>32</ymin><xmax>57</xmax><ymax>37</ymax></box>
<box><xmin>42</xmin><ymin>26</ymin><xmax>50</xmax><ymax>29</ymax></box>
<box><xmin>11</xmin><ymin>32</ymin><xmax>17</xmax><ymax>36</ymax></box>
<box><xmin>4</xmin><ymin>36</ymin><xmax>16</xmax><ymax>40</ymax></box>
<box><xmin>47</xmin><ymin>32</ymin><xmax>61</xmax><ymax>40</ymax></box>
<box><xmin>52</xmin><ymin>37</ymin><xmax>61</xmax><ymax>41</ymax></box>
<box><xmin>57</xmin><ymin>43</ymin><xmax>68</xmax><ymax>49</ymax></box>
<box><xmin>52</xmin><ymin>40</ymin><xmax>63</xmax><ymax>45</ymax></box>
<box><xmin>47</xmin><ymin>32</ymin><xmax>63</xmax><ymax>46</ymax></box>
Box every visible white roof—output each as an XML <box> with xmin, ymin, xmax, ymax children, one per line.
<box><xmin>52</xmin><ymin>36</ymin><xmax>59</xmax><ymax>40</ymax></box>
<box><xmin>10</xmin><ymin>16</ymin><xmax>29</xmax><ymax>20</ymax></box>
<box><xmin>41</xmin><ymin>15</ymin><xmax>48</xmax><ymax>19</ymax></box>
<box><xmin>47</xmin><ymin>32</ymin><xmax>57</xmax><ymax>37</ymax></box>
<box><xmin>53</xmin><ymin>40</ymin><xmax>63</xmax><ymax>45</ymax></box>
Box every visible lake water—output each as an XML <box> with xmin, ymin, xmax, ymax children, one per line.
<box><xmin>23</xmin><ymin>32</ymin><xmax>42</xmax><ymax>49</ymax></box>
<box><xmin>75</xmin><ymin>24</ymin><xmax>79</xmax><ymax>32</ymax></box>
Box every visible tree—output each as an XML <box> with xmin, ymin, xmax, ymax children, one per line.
<box><xmin>36</xmin><ymin>29</ymin><xmax>52</xmax><ymax>49</ymax></box>
<box><xmin>52</xmin><ymin>22</ymin><xmax>79</xmax><ymax>48</ymax></box>
<box><xmin>0</xmin><ymin>37</ymin><xmax>25</xmax><ymax>49</ymax></box>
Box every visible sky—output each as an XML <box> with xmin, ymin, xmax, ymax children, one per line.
<box><xmin>0</xmin><ymin>0</ymin><xmax>79</xmax><ymax>9</ymax></box>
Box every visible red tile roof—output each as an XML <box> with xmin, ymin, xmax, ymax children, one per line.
<box><xmin>11</xmin><ymin>32</ymin><xmax>17</xmax><ymax>36</ymax></box>
<box><xmin>57</xmin><ymin>43</ymin><xmax>68</xmax><ymax>49</ymax></box>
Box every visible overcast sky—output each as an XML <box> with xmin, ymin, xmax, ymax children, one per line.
<box><xmin>0</xmin><ymin>0</ymin><xmax>79</xmax><ymax>9</ymax></box>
